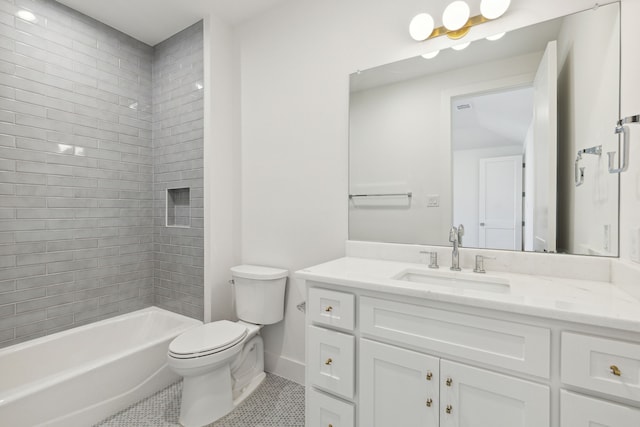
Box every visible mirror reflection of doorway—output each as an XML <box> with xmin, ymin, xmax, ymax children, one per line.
<box><xmin>452</xmin><ymin>40</ymin><xmax>557</xmax><ymax>252</ymax></box>
<box><xmin>451</xmin><ymin>87</ymin><xmax>531</xmax><ymax>251</ymax></box>
<box><xmin>478</xmin><ymin>155</ymin><xmax>523</xmax><ymax>250</ymax></box>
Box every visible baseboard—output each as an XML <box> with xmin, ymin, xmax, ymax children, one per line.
<box><xmin>264</xmin><ymin>351</ymin><xmax>305</xmax><ymax>386</ymax></box>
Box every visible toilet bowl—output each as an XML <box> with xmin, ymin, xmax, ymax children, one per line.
<box><xmin>167</xmin><ymin>265</ymin><xmax>288</xmax><ymax>427</ymax></box>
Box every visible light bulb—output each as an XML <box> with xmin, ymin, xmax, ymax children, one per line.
<box><xmin>486</xmin><ymin>32</ymin><xmax>506</xmax><ymax>41</ymax></box>
<box><xmin>480</xmin><ymin>0</ymin><xmax>511</xmax><ymax>20</ymax></box>
<box><xmin>442</xmin><ymin>1</ymin><xmax>470</xmax><ymax>31</ymax></box>
<box><xmin>421</xmin><ymin>50</ymin><xmax>440</xmax><ymax>59</ymax></box>
<box><xmin>451</xmin><ymin>42</ymin><xmax>471</xmax><ymax>51</ymax></box>
<box><xmin>409</xmin><ymin>13</ymin><xmax>435</xmax><ymax>41</ymax></box>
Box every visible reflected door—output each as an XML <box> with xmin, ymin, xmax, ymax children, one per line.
<box><xmin>478</xmin><ymin>155</ymin><xmax>523</xmax><ymax>250</ymax></box>
<box><xmin>531</xmin><ymin>40</ymin><xmax>558</xmax><ymax>253</ymax></box>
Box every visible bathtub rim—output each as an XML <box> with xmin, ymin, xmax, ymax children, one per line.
<box><xmin>0</xmin><ymin>306</ymin><xmax>202</xmax><ymax>405</ymax></box>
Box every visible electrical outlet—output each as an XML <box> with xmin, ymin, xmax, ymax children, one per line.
<box><xmin>631</xmin><ymin>227</ymin><xmax>640</xmax><ymax>263</ymax></box>
<box><xmin>426</xmin><ymin>195</ymin><xmax>440</xmax><ymax>207</ymax></box>
<box><xmin>603</xmin><ymin>224</ymin><xmax>610</xmax><ymax>253</ymax></box>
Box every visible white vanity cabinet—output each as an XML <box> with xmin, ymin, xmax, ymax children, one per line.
<box><xmin>559</xmin><ymin>333</ymin><xmax>640</xmax><ymax>427</ymax></box>
<box><xmin>306</xmin><ymin>287</ymin><xmax>357</xmax><ymax>427</ymax></box>
<box><xmin>359</xmin><ymin>339</ymin><xmax>440</xmax><ymax>426</ymax></box>
<box><xmin>560</xmin><ymin>390</ymin><xmax>640</xmax><ymax>426</ymax></box>
<box><xmin>358</xmin><ymin>297</ymin><xmax>550</xmax><ymax>427</ymax></box>
<box><xmin>359</xmin><ymin>339</ymin><xmax>549</xmax><ymax>427</ymax></box>
<box><xmin>302</xmin><ymin>269</ymin><xmax>640</xmax><ymax>427</ymax></box>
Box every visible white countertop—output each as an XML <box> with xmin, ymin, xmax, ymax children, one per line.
<box><xmin>296</xmin><ymin>256</ymin><xmax>640</xmax><ymax>333</ymax></box>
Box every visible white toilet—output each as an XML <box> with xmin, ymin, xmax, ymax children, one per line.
<box><xmin>167</xmin><ymin>265</ymin><xmax>288</xmax><ymax>427</ymax></box>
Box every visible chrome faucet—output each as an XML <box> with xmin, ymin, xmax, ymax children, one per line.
<box><xmin>457</xmin><ymin>224</ymin><xmax>464</xmax><ymax>246</ymax></box>
<box><xmin>449</xmin><ymin>224</ymin><xmax>464</xmax><ymax>271</ymax></box>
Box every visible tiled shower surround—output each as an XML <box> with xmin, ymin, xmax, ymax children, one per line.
<box><xmin>152</xmin><ymin>23</ymin><xmax>204</xmax><ymax>320</ymax></box>
<box><xmin>0</xmin><ymin>0</ymin><xmax>204</xmax><ymax>348</ymax></box>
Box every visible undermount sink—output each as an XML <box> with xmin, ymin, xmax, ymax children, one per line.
<box><xmin>393</xmin><ymin>268</ymin><xmax>511</xmax><ymax>293</ymax></box>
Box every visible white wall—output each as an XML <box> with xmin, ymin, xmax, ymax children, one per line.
<box><xmin>203</xmin><ymin>14</ymin><xmax>241</xmax><ymax>323</ymax></box>
<box><xmin>226</xmin><ymin>0</ymin><xmax>640</xmax><ymax>383</ymax></box>
<box><xmin>556</xmin><ymin>4</ymin><xmax>620</xmax><ymax>255</ymax></box>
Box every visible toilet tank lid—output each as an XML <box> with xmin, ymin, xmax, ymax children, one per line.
<box><xmin>231</xmin><ymin>265</ymin><xmax>288</xmax><ymax>280</ymax></box>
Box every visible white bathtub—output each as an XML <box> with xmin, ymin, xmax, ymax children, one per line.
<box><xmin>0</xmin><ymin>307</ymin><xmax>202</xmax><ymax>427</ymax></box>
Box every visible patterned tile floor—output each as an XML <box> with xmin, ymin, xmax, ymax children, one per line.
<box><xmin>94</xmin><ymin>374</ymin><xmax>305</xmax><ymax>427</ymax></box>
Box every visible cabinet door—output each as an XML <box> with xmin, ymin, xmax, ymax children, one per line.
<box><xmin>360</xmin><ymin>339</ymin><xmax>439</xmax><ymax>427</ymax></box>
<box><xmin>561</xmin><ymin>390</ymin><xmax>640</xmax><ymax>427</ymax></box>
<box><xmin>440</xmin><ymin>360</ymin><xmax>549</xmax><ymax>427</ymax></box>
<box><xmin>308</xmin><ymin>326</ymin><xmax>355</xmax><ymax>399</ymax></box>
<box><xmin>307</xmin><ymin>387</ymin><xmax>355</xmax><ymax>427</ymax></box>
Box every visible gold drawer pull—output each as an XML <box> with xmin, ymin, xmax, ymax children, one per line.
<box><xmin>446</xmin><ymin>377</ymin><xmax>453</xmax><ymax>386</ymax></box>
<box><xmin>610</xmin><ymin>365</ymin><xmax>621</xmax><ymax>376</ymax></box>
<box><xmin>426</xmin><ymin>371</ymin><xmax>433</xmax><ymax>381</ymax></box>
<box><xmin>446</xmin><ymin>404</ymin><xmax>453</xmax><ymax>414</ymax></box>
<box><xmin>325</xmin><ymin>358</ymin><xmax>333</xmax><ymax>366</ymax></box>
<box><xmin>426</xmin><ymin>398</ymin><xmax>433</xmax><ymax>407</ymax></box>
<box><xmin>325</xmin><ymin>306</ymin><xmax>333</xmax><ymax>312</ymax></box>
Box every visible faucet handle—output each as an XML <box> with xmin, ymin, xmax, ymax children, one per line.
<box><xmin>449</xmin><ymin>227</ymin><xmax>458</xmax><ymax>243</ymax></box>
<box><xmin>473</xmin><ymin>255</ymin><xmax>495</xmax><ymax>274</ymax></box>
<box><xmin>419</xmin><ymin>251</ymin><xmax>439</xmax><ymax>269</ymax></box>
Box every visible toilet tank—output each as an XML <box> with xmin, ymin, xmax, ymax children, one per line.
<box><xmin>231</xmin><ymin>265</ymin><xmax>288</xmax><ymax>325</ymax></box>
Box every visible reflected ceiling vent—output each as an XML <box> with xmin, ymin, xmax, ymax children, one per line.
<box><xmin>456</xmin><ymin>103</ymin><xmax>472</xmax><ymax>111</ymax></box>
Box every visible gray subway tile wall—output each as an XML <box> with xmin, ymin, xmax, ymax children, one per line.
<box><xmin>0</xmin><ymin>0</ymin><xmax>204</xmax><ymax>347</ymax></box>
<box><xmin>152</xmin><ymin>22</ymin><xmax>204</xmax><ymax>320</ymax></box>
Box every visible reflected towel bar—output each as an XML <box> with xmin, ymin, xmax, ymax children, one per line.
<box><xmin>349</xmin><ymin>192</ymin><xmax>412</xmax><ymax>199</ymax></box>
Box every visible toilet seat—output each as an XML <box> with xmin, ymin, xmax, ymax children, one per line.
<box><xmin>168</xmin><ymin>320</ymin><xmax>248</xmax><ymax>360</ymax></box>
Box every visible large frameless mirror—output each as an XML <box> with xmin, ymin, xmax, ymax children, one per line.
<box><xmin>349</xmin><ymin>3</ymin><xmax>620</xmax><ymax>256</ymax></box>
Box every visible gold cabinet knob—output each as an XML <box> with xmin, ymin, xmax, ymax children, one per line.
<box><xmin>446</xmin><ymin>377</ymin><xmax>453</xmax><ymax>386</ymax></box>
<box><xmin>328</xmin><ymin>425</ymin><xmax>333</xmax><ymax>427</ymax></box>
<box><xmin>426</xmin><ymin>371</ymin><xmax>433</xmax><ymax>381</ymax></box>
<box><xmin>325</xmin><ymin>358</ymin><xmax>333</xmax><ymax>365</ymax></box>
<box><xmin>446</xmin><ymin>404</ymin><xmax>453</xmax><ymax>414</ymax></box>
<box><xmin>610</xmin><ymin>365</ymin><xmax>621</xmax><ymax>376</ymax></box>
<box><xmin>325</xmin><ymin>306</ymin><xmax>333</xmax><ymax>312</ymax></box>
<box><xmin>426</xmin><ymin>398</ymin><xmax>433</xmax><ymax>407</ymax></box>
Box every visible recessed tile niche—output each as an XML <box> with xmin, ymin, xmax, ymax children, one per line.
<box><xmin>166</xmin><ymin>188</ymin><xmax>191</xmax><ymax>227</ymax></box>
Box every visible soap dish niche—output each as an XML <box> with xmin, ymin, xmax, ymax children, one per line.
<box><xmin>166</xmin><ymin>187</ymin><xmax>190</xmax><ymax>228</ymax></box>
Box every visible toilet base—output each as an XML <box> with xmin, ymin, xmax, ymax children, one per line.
<box><xmin>178</xmin><ymin>369</ymin><xmax>266</xmax><ymax>427</ymax></box>
<box><xmin>233</xmin><ymin>372</ymin><xmax>266</xmax><ymax>407</ymax></box>
<box><xmin>179</xmin><ymin>364</ymin><xmax>233</xmax><ymax>427</ymax></box>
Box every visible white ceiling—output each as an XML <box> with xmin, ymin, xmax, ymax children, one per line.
<box><xmin>55</xmin><ymin>0</ymin><xmax>289</xmax><ymax>46</ymax></box>
<box><xmin>452</xmin><ymin>86</ymin><xmax>534</xmax><ymax>151</ymax></box>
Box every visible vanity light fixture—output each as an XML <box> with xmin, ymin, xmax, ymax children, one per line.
<box><xmin>486</xmin><ymin>32</ymin><xmax>506</xmax><ymax>41</ymax></box>
<box><xmin>409</xmin><ymin>0</ymin><xmax>511</xmax><ymax>42</ymax></box>
<box><xmin>443</xmin><ymin>1</ymin><xmax>471</xmax><ymax>31</ymax></box>
<box><xmin>421</xmin><ymin>50</ymin><xmax>440</xmax><ymax>59</ymax></box>
<box><xmin>480</xmin><ymin>0</ymin><xmax>511</xmax><ymax>20</ymax></box>
<box><xmin>451</xmin><ymin>41</ymin><xmax>471</xmax><ymax>51</ymax></box>
<box><xmin>409</xmin><ymin>13</ymin><xmax>435</xmax><ymax>41</ymax></box>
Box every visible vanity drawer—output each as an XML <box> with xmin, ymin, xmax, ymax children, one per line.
<box><xmin>309</xmin><ymin>287</ymin><xmax>355</xmax><ymax>331</ymax></box>
<box><xmin>308</xmin><ymin>325</ymin><xmax>355</xmax><ymax>399</ymax></box>
<box><xmin>560</xmin><ymin>390</ymin><xmax>640</xmax><ymax>426</ymax></box>
<box><xmin>561</xmin><ymin>332</ymin><xmax>640</xmax><ymax>402</ymax></box>
<box><xmin>360</xmin><ymin>296</ymin><xmax>550</xmax><ymax>378</ymax></box>
<box><xmin>307</xmin><ymin>387</ymin><xmax>355</xmax><ymax>427</ymax></box>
